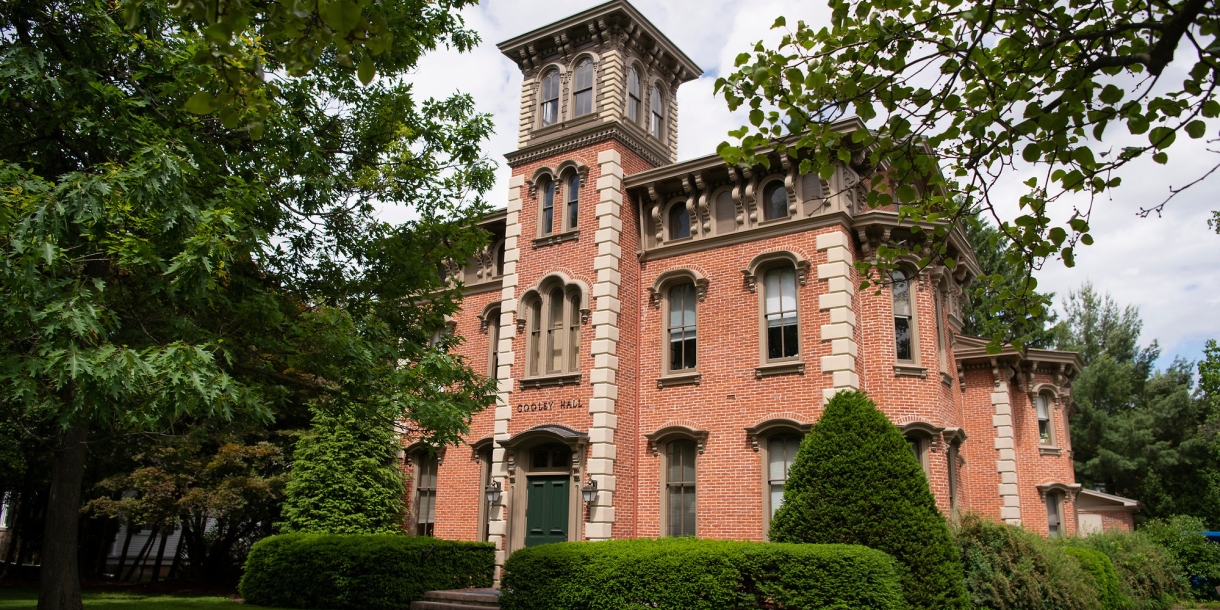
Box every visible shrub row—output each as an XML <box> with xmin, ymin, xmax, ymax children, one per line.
<box><xmin>239</xmin><ymin>533</ymin><xmax>494</xmax><ymax>610</ymax></box>
<box><xmin>1071</xmin><ymin>529</ymin><xmax>1188</xmax><ymax>609</ymax></box>
<box><xmin>500</xmin><ymin>537</ymin><xmax>904</xmax><ymax>610</ymax></box>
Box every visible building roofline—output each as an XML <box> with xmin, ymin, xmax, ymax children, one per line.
<box><xmin>1078</xmin><ymin>488</ymin><xmax>1141</xmax><ymax>509</ymax></box>
<box><xmin>953</xmin><ymin>335</ymin><xmax>1085</xmax><ymax>372</ymax></box>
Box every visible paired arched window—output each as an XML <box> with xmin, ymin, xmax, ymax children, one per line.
<box><xmin>573</xmin><ymin>59</ymin><xmax>594</xmax><ymax>117</ymax></box>
<box><xmin>627</xmin><ymin>66</ymin><xmax>641</xmax><ymax>123</ymax></box>
<box><xmin>526</xmin><ymin>284</ymin><xmax>582</xmax><ymax>377</ymax></box>
<box><xmin>892</xmin><ymin>270</ymin><xmax>914</xmax><ymax>361</ymax></box>
<box><xmin>666</xmin><ymin>440</ymin><xmax>697</xmax><ymax>537</ymax></box>
<box><xmin>1035</xmin><ymin>393</ymin><xmax>1055</xmax><ymax>446</ymax></box>
<box><xmin>763</xmin><ymin>266</ymin><xmax>799</xmax><ymax>361</ymax></box>
<box><xmin>667</xmin><ymin>283</ymin><xmax>697</xmax><ymax>372</ymax></box>
<box><xmin>668</xmin><ymin>203</ymin><xmax>691</xmax><ymax>240</ymax></box>
<box><xmin>650</xmin><ymin>84</ymin><xmax>663</xmax><ymax>139</ymax></box>
<box><xmin>762</xmin><ymin>180</ymin><xmax>788</xmax><ymax>221</ymax></box>
<box><xmin>540</xmin><ymin>70</ymin><xmax>560</xmax><ymax>127</ymax></box>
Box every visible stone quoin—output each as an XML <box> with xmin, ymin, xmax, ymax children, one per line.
<box><xmin>398</xmin><ymin>0</ymin><xmax>1138</xmax><ymax>580</ymax></box>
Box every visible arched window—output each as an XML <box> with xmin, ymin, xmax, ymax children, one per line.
<box><xmin>766</xmin><ymin>434</ymin><xmax>801</xmax><ymax>520</ymax></box>
<box><xmin>892</xmin><ymin>270</ymin><xmax>914</xmax><ymax>361</ymax></box>
<box><xmin>541</xmin><ymin>178</ymin><xmax>556</xmax><ymax>235</ymax></box>
<box><xmin>546</xmin><ymin>286</ymin><xmax>564</xmax><ymax>373</ymax></box>
<box><xmin>763</xmin><ymin>266</ymin><xmax>799</xmax><ymax>360</ymax></box>
<box><xmin>573</xmin><ymin>59</ymin><xmax>594</xmax><ymax>117</ymax></box>
<box><xmin>525</xmin><ymin>282</ymin><xmax>582</xmax><ymax>378</ymax></box>
<box><xmin>528</xmin><ymin>298</ymin><xmax>543</xmax><ymax>377</ymax></box>
<box><xmin>762</xmin><ymin>180</ymin><xmax>788</xmax><ymax>220</ymax></box>
<box><xmin>666</xmin><ymin>440</ymin><xmax>696</xmax><ymax>537</ymax></box>
<box><xmin>713</xmin><ymin>189</ymin><xmax>736</xmax><ymax>234</ymax></box>
<box><xmin>566</xmin><ymin>173</ymin><xmax>580</xmax><ymax>230</ymax></box>
<box><xmin>411</xmin><ymin>451</ymin><xmax>438</xmax><ymax>536</ymax></box>
<box><xmin>650</xmin><ymin>84</ymin><xmax>663</xmax><ymax>139</ymax></box>
<box><xmin>667</xmin><ymin>283</ymin><xmax>697</xmax><ymax>372</ymax></box>
<box><xmin>668</xmin><ymin>203</ymin><xmax>691</xmax><ymax>240</ymax></box>
<box><xmin>1046</xmin><ymin>491</ymin><xmax>1064</xmax><ymax>537</ymax></box>
<box><xmin>1035</xmin><ymin>393</ymin><xmax>1055</xmax><ymax>446</ymax></box>
<box><xmin>906</xmin><ymin>433</ymin><xmax>930</xmax><ymax>476</ymax></box>
<box><xmin>494</xmin><ymin>239</ymin><xmax>506</xmax><ymax>276</ymax></box>
<box><xmin>540</xmin><ymin>70</ymin><xmax>560</xmax><ymax>126</ymax></box>
<box><xmin>627</xmin><ymin>66</ymin><xmax>641</xmax><ymax>122</ymax></box>
<box><xmin>487</xmin><ymin>306</ymin><xmax>501</xmax><ymax>376</ymax></box>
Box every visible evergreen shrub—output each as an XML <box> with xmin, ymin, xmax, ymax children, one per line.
<box><xmin>955</xmin><ymin>513</ymin><xmax>1101</xmax><ymax>610</ymax></box>
<box><xmin>1140</xmin><ymin>515</ymin><xmax>1220</xmax><ymax>600</ymax></box>
<box><xmin>239</xmin><ymin>533</ymin><xmax>494</xmax><ymax>610</ymax></box>
<box><xmin>768</xmin><ymin>390</ymin><xmax>969</xmax><ymax>609</ymax></box>
<box><xmin>499</xmin><ymin>537</ymin><xmax>904</xmax><ymax>610</ymax></box>
<box><xmin>1063</xmin><ymin>546</ymin><xmax>1129</xmax><ymax>609</ymax></box>
<box><xmin>1073</xmin><ymin>530</ymin><xmax>1187</xmax><ymax>610</ymax></box>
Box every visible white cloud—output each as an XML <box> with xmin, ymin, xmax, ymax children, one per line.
<box><xmin>400</xmin><ymin>0</ymin><xmax>1220</xmax><ymax>367</ymax></box>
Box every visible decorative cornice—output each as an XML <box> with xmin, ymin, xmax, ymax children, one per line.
<box><xmin>505</xmin><ymin>123</ymin><xmax>670</xmax><ymax>168</ymax></box>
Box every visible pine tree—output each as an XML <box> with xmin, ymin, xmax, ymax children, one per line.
<box><xmin>770</xmin><ymin>390</ymin><xmax>969</xmax><ymax>610</ymax></box>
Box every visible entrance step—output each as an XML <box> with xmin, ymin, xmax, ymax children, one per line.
<box><xmin>410</xmin><ymin>589</ymin><xmax>501</xmax><ymax>610</ymax></box>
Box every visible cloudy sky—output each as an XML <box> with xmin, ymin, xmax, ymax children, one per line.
<box><xmin>405</xmin><ymin>0</ymin><xmax>1220</xmax><ymax>370</ymax></box>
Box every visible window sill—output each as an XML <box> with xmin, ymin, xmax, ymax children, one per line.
<box><xmin>1039</xmin><ymin>446</ymin><xmax>1062</xmax><ymax>456</ymax></box>
<box><xmin>533</xmin><ymin>113</ymin><xmax>599</xmax><ymax>137</ymax></box>
<box><xmin>520</xmin><ymin>373</ymin><xmax>582</xmax><ymax>389</ymax></box>
<box><xmin>657</xmin><ymin>372</ymin><xmax>701</xmax><ymax>388</ymax></box>
<box><xmin>755</xmin><ymin>361</ymin><xmax>805</xmax><ymax>379</ymax></box>
<box><xmin>940</xmin><ymin>371</ymin><xmax>954</xmax><ymax>386</ymax></box>
<box><xmin>533</xmin><ymin>230</ymin><xmax>579</xmax><ymax>249</ymax></box>
<box><xmin>894</xmin><ymin>364</ymin><xmax>927</xmax><ymax>379</ymax></box>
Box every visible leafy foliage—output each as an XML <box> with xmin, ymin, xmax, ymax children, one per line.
<box><xmin>715</xmin><ymin>0</ymin><xmax>1220</xmax><ymax>349</ymax></box>
<box><xmin>278</xmin><ymin>405</ymin><xmax>405</xmax><ymax>535</ymax></box>
<box><xmin>1140</xmin><ymin>516</ymin><xmax>1220</xmax><ymax>600</ymax></box>
<box><xmin>954</xmin><ymin>513</ymin><xmax>1102</xmax><ymax>610</ymax></box>
<box><xmin>1072</xmin><ymin>530</ymin><xmax>1188</xmax><ymax>610</ymax></box>
<box><xmin>962</xmin><ymin>216</ymin><xmax>1058</xmax><ymax>346</ymax></box>
<box><xmin>769</xmin><ymin>390</ymin><xmax>969</xmax><ymax>609</ymax></box>
<box><xmin>1062</xmin><ymin>546</ymin><xmax>1129</xmax><ymax>610</ymax></box>
<box><xmin>239</xmin><ymin>533</ymin><xmax>494</xmax><ymax>610</ymax></box>
<box><xmin>499</xmin><ymin>537</ymin><xmax>904</xmax><ymax>610</ymax></box>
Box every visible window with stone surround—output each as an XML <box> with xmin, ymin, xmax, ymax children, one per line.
<box><xmin>948</xmin><ymin>439</ymin><xmax>961</xmax><ymax>512</ymax></box>
<box><xmin>1035</xmin><ymin>392</ymin><xmax>1055</xmax><ymax>446</ymax></box>
<box><xmin>665</xmin><ymin>440</ymin><xmax>697</xmax><ymax>537</ymax></box>
<box><xmin>765</xmin><ymin>434</ymin><xmax>801</xmax><ymax>521</ymax></box>
<box><xmin>906</xmin><ymin>433</ymin><xmax>930</xmax><ymax>477</ymax></box>
<box><xmin>487</xmin><ymin>306</ymin><xmax>501</xmax><ymax>377</ymax></box>
<box><xmin>712</xmin><ymin>188</ymin><xmax>736</xmax><ymax>235</ymax></box>
<box><xmin>573</xmin><ymin>59</ymin><xmax>594</xmax><ymax>117</ymax></box>
<box><xmin>540</xmin><ymin>177</ymin><xmax>557</xmax><ymax>235</ymax></box>
<box><xmin>627</xmin><ymin>65</ymin><xmax>641</xmax><ymax>123</ymax></box>
<box><xmin>763</xmin><ymin>266</ymin><xmax>800</xmax><ymax>361</ymax></box>
<box><xmin>540</xmin><ymin>70</ymin><xmax>560</xmax><ymax>127</ymax></box>
<box><xmin>565</xmin><ymin>172</ymin><xmax>580</xmax><ymax>231</ymax></box>
<box><xmin>761</xmin><ymin>180</ymin><xmax>789</xmax><ymax>221</ymax></box>
<box><xmin>411</xmin><ymin>451</ymin><xmax>438</xmax><ymax>536</ymax></box>
<box><xmin>525</xmin><ymin>281</ymin><xmax>582</xmax><ymax>379</ymax></box>
<box><xmin>667</xmin><ymin>201</ymin><xmax>691</xmax><ymax>240</ymax></box>
<box><xmin>892</xmin><ymin>269</ymin><xmax>916</xmax><ymax>362</ymax></box>
<box><xmin>650</xmin><ymin>84</ymin><xmax>664</xmax><ymax>139</ymax></box>
<box><xmin>666</xmin><ymin>283</ymin><xmax>697</xmax><ymax>372</ymax></box>
<box><xmin>1046</xmin><ymin>491</ymin><xmax>1064</xmax><ymax>536</ymax></box>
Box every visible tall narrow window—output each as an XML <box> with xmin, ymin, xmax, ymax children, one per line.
<box><xmin>907</xmin><ymin>434</ymin><xmax>929</xmax><ymax>476</ymax></box>
<box><xmin>627</xmin><ymin>66</ymin><xmax>641</xmax><ymax>122</ymax></box>
<box><xmin>666</xmin><ymin>440</ymin><xmax>696</xmax><ymax>537</ymax></box>
<box><xmin>668</xmin><ymin>204</ymin><xmax>691</xmax><ymax>240</ymax></box>
<box><xmin>948</xmin><ymin>441</ymin><xmax>960</xmax><ymax>512</ymax></box>
<box><xmin>667</xmin><ymin>283</ymin><xmax>697</xmax><ymax>372</ymax></box>
<box><xmin>650</xmin><ymin>84</ymin><xmax>663</xmax><ymax>139</ymax></box>
<box><xmin>766</xmin><ymin>435</ymin><xmax>801</xmax><ymax>520</ymax></box>
<box><xmin>478</xmin><ymin>447</ymin><xmax>493</xmax><ymax>541</ymax></box>
<box><xmin>488</xmin><ymin>307</ymin><xmax>501</xmax><ymax>377</ymax></box>
<box><xmin>1036</xmin><ymin>394</ymin><xmax>1054</xmax><ymax>445</ymax></box>
<box><xmin>573</xmin><ymin>59</ymin><xmax>594</xmax><ymax>117</ymax></box>
<box><xmin>762</xmin><ymin>181</ymin><xmax>789</xmax><ymax>220</ymax></box>
<box><xmin>547</xmin><ymin>287</ymin><xmax>564</xmax><ymax>374</ymax></box>
<box><xmin>414</xmin><ymin>453</ymin><xmax>438</xmax><ymax>536</ymax></box>
<box><xmin>713</xmin><ymin>190</ymin><xmax>736</xmax><ymax>234</ymax></box>
<box><xmin>540</xmin><ymin>70</ymin><xmax>560</xmax><ymax>126</ymax></box>
<box><xmin>566</xmin><ymin>173</ymin><xmax>580</xmax><ymax>230</ymax></box>
<box><xmin>1046</xmin><ymin>492</ymin><xmax>1063</xmax><ymax>537</ymax></box>
<box><xmin>892</xmin><ymin>270</ymin><xmax>914</xmax><ymax>361</ymax></box>
<box><xmin>494</xmin><ymin>240</ymin><xmax>506</xmax><ymax>277</ymax></box>
<box><xmin>541</xmin><ymin>180</ymin><xmax>556</xmax><ymax>235</ymax></box>
<box><xmin>528</xmin><ymin>300</ymin><xmax>542</xmax><ymax>376</ymax></box>
<box><xmin>934</xmin><ymin>288</ymin><xmax>948</xmax><ymax>370</ymax></box>
<box><xmin>567</xmin><ymin>290</ymin><xmax>581</xmax><ymax>371</ymax></box>
<box><xmin>764</xmin><ymin>267</ymin><xmax>799</xmax><ymax>360</ymax></box>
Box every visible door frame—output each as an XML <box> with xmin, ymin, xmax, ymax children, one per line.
<box><xmin>499</xmin><ymin>424</ymin><xmax>588</xmax><ymax>554</ymax></box>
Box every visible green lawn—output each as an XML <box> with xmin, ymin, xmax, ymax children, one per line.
<box><xmin>0</xmin><ymin>589</ymin><xmax>279</xmax><ymax>610</ymax></box>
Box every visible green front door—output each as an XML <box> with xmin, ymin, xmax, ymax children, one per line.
<box><xmin>524</xmin><ymin>475</ymin><xmax>569</xmax><ymax>547</ymax></box>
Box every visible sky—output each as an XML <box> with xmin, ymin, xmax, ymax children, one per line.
<box><xmin>403</xmin><ymin>0</ymin><xmax>1220</xmax><ymax>370</ymax></box>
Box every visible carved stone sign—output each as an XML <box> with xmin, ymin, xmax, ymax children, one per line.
<box><xmin>516</xmin><ymin>399</ymin><xmax>584</xmax><ymax>413</ymax></box>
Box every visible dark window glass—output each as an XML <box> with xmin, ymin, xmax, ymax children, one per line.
<box><xmin>494</xmin><ymin>240</ymin><xmax>506</xmax><ymax>276</ymax></box>
<box><xmin>542</xmin><ymin>180</ymin><xmax>555</xmax><ymax>235</ymax></box>
<box><xmin>892</xmin><ymin>270</ymin><xmax>912</xmax><ymax>360</ymax></box>
<box><xmin>650</xmin><ymin>85</ymin><xmax>663</xmax><ymax>139</ymax></box>
<box><xmin>567</xmin><ymin>291</ymin><xmax>580</xmax><ymax>371</ymax></box>
<box><xmin>666</xmin><ymin>440</ymin><xmax>696</xmax><ymax>537</ymax></box>
<box><xmin>573</xmin><ymin>60</ymin><xmax>594</xmax><ymax>117</ymax></box>
<box><xmin>532</xmin><ymin>444</ymin><xmax>571</xmax><ymax>469</ymax></box>
<box><xmin>415</xmin><ymin>453</ymin><xmax>438</xmax><ymax>536</ymax></box>
<box><xmin>948</xmin><ymin>442</ymin><xmax>960</xmax><ymax>512</ymax></box>
<box><xmin>567</xmin><ymin>173</ymin><xmax>579</xmax><ymax>230</ymax></box>
<box><xmin>528</xmin><ymin>300</ymin><xmax>542</xmax><ymax>376</ymax></box>
<box><xmin>714</xmin><ymin>190</ymin><xmax>736</xmax><ymax>234</ymax></box>
<box><xmin>1047</xmin><ymin>492</ymin><xmax>1062</xmax><ymax>536</ymax></box>
<box><xmin>1036</xmin><ymin>394</ymin><xmax>1052</xmax><ymax>444</ymax></box>
<box><xmin>541</xmin><ymin>71</ymin><xmax>560</xmax><ymax>126</ymax></box>
<box><xmin>668</xmin><ymin>204</ymin><xmax>691</xmax><ymax>240</ymax></box>
<box><xmin>667</xmin><ymin>283</ymin><xmax>697</xmax><ymax>371</ymax></box>
<box><xmin>547</xmin><ymin>287</ymin><xmax>564</xmax><ymax>373</ymax></box>
<box><xmin>764</xmin><ymin>267</ymin><xmax>799</xmax><ymax>359</ymax></box>
<box><xmin>488</xmin><ymin>308</ymin><xmax>500</xmax><ymax>376</ymax></box>
<box><xmin>763</xmin><ymin>181</ymin><xmax>789</xmax><ymax>220</ymax></box>
<box><xmin>627</xmin><ymin>66</ymin><xmax>641</xmax><ymax>122</ymax></box>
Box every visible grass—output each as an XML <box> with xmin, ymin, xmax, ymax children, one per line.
<box><xmin>0</xmin><ymin>589</ymin><xmax>279</xmax><ymax>610</ymax></box>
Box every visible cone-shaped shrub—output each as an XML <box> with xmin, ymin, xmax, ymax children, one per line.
<box><xmin>770</xmin><ymin>390</ymin><xmax>970</xmax><ymax>609</ymax></box>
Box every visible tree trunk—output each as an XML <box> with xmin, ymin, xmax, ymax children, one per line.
<box><xmin>113</xmin><ymin>524</ymin><xmax>134</xmax><ymax>579</ymax></box>
<box><xmin>149</xmin><ymin>527</ymin><xmax>169</xmax><ymax>583</ymax></box>
<box><xmin>1</xmin><ymin>494</ymin><xmax>19</xmax><ymax>577</ymax></box>
<box><xmin>37</xmin><ymin>422</ymin><xmax>88</xmax><ymax>610</ymax></box>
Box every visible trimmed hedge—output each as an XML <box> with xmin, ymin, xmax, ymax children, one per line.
<box><xmin>239</xmin><ymin>533</ymin><xmax>494</xmax><ymax>610</ymax></box>
<box><xmin>1064</xmin><ymin>547</ymin><xmax>1129</xmax><ymax>610</ymax></box>
<box><xmin>1072</xmin><ymin>530</ymin><xmax>1188</xmax><ymax>610</ymax></box>
<box><xmin>770</xmin><ymin>390</ymin><xmax>970</xmax><ymax>609</ymax></box>
<box><xmin>500</xmin><ymin>537</ymin><xmax>904</xmax><ymax>610</ymax></box>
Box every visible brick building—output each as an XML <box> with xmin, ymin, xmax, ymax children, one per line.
<box><xmin>402</xmin><ymin>0</ymin><xmax>1130</xmax><ymax>576</ymax></box>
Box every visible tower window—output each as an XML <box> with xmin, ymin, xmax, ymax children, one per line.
<box><xmin>627</xmin><ymin>66</ymin><xmax>641</xmax><ymax>123</ymax></box>
<box><xmin>1036</xmin><ymin>393</ymin><xmax>1055</xmax><ymax>445</ymax></box>
<box><xmin>1046</xmin><ymin>491</ymin><xmax>1064</xmax><ymax>537</ymax></box>
<box><xmin>650</xmin><ymin>84</ymin><xmax>663</xmax><ymax>139</ymax></box>
<box><xmin>525</xmin><ymin>282</ymin><xmax>582</xmax><ymax>378</ymax></box>
<box><xmin>541</xmin><ymin>179</ymin><xmax>556</xmax><ymax>235</ymax></box>
<box><xmin>573</xmin><ymin>59</ymin><xmax>594</xmax><ymax>117</ymax></box>
<box><xmin>566</xmin><ymin>173</ymin><xmax>580</xmax><ymax>230</ymax></box>
<box><xmin>540</xmin><ymin>70</ymin><xmax>560</xmax><ymax>127</ymax></box>
<box><xmin>892</xmin><ymin>270</ymin><xmax>914</xmax><ymax>361</ymax></box>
